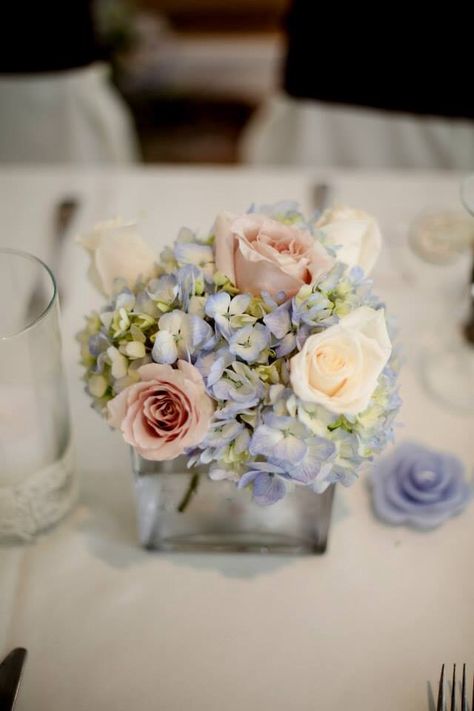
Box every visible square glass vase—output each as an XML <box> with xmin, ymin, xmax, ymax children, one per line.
<box><xmin>131</xmin><ymin>450</ymin><xmax>335</xmax><ymax>554</ymax></box>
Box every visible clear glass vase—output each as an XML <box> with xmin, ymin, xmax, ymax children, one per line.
<box><xmin>131</xmin><ymin>450</ymin><xmax>335</xmax><ymax>554</ymax></box>
<box><xmin>0</xmin><ymin>249</ymin><xmax>75</xmax><ymax>542</ymax></box>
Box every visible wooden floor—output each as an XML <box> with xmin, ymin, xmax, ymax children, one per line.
<box><xmin>128</xmin><ymin>96</ymin><xmax>255</xmax><ymax>164</ymax></box>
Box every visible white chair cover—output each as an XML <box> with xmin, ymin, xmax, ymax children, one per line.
<box><xmin>241</xmin><ymin>93</ymin><xmax>474</xmax><ymax>170</ymax></box>
<box><xmin>0</xmin><ymin>63</ymin><xmax>139</xmax><ymax>164</ymax></box>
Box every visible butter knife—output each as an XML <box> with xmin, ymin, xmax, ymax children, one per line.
<box><xmin>463</xmin><ymin>247</ymin><xmax>474</xmax><ymax>345</ymax></box>
<box><xmin>25</xmin><ymin>196</ymin><xmax>79</xmax><ymax>321</ymax></box>
<box><xmin>49</xmin><ymin>196</ymin><xmax>80</xmax><ymax>304</ymax></box>
<box><xmin>311</xmin><ymin>182</ymin><xmax>331</xmax><ymax>214</ymax></box>
<box><xmin>0</xmin><ymin>648</ymin><xmax>27</xmax><ymax>710</ymax></box>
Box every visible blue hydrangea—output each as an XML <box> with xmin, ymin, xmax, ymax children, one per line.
<box><xmin>79</xmin><ymin>200</ymin><xmax>401</xmax><ymax>507</ymax></box>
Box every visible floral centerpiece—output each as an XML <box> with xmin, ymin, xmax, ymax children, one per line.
<box><xmin>78</xmin><ymin>202</ymin><xmax>400</xmax><ymax>513</ymax></box>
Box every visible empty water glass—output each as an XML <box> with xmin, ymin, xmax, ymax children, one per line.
<box><xmin>0</xmin><ymin>249</ymin><xmax>76</xmax><ymax>542</ymax></box>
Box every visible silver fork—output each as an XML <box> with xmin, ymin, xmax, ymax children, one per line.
<box><xmin>24</xmin><ymin>196</ymin><xmax>79</xmax><ymax>321</ymax></box>
<box><xmin>311</xmin><ymin>182</ymin><xmax>331</xmax><ymax>215</ymax></box>
<box><xmin>437</xmin><ymin>664</ymin><xmax>473</xmax><ymax>711</ymax></box>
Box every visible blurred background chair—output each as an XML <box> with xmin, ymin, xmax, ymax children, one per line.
<box><xmin>0</xmin><ymin>0</ymin><xmax>139</xmax><ymax>164</ymax></box>
<box><xmin>241</xmin><ymin>0</ymin><xmax>474</xmax><ymax>170</ymax></box>
<box><xmin>117</xmin><ymin>0</ymin><xmax>286</xmax><ymax>163</ymax></box>
<box><xmin>1</xmin><ymin>0</ymin><xmax>472</xmax><ymax>170</ymax></box>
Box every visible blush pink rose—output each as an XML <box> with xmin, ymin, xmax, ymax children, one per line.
<box><xmin>214</xmin><ymin>212</ymin><xmax>334</xmax><ymax>298</ymax></box>
<box><xmin>107</xmin><ymin>360</ymin><xmax>214</xmax><ymax>460</ymax></box>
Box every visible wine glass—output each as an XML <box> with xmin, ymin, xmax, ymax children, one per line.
<box><xmin>409</xmin><ymin>175</ymin><xmax>474</xmax><ymax>414</ymax></box>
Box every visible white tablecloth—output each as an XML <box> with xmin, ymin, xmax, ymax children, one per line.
<box><xmin>0</xmin><ymin>167</ymin><xmax>472</xmax><ymax>711</ymax></box>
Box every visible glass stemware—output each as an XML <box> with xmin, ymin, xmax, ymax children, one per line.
<box><xmin>409</xmin><ymin>176</ymin><xmax>474</xmax><ymax>414</ymax></box>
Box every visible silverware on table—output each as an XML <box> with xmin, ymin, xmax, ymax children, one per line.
<box><xmin>311</xmin><ymin>182</ymin><xmax>331</xmax><ymax>214</ymax></box>
<box><xmin>47</xmin><ymin>196</ymin><xmax>80</xmax><ymax>304</ymax></box>
<box><xmin>0</xmin><ymin>648</ymin><xmax>27</xmax><ymax>711</ymax></box>
<box><xmin>25</xmin><ymin>196</ymin><xmax>79</xmax><ymax>320</ymax></box>
<box><xmin>436</xmin><ymin>663</ymin><xmax>473</xmax><ymax>711</ymax></box>
<box><xmin>463</xmin><ymin>247</ymin><xmax>474</xmax><ymax>346</ymax></box>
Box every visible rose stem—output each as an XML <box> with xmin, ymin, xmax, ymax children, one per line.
<box><xmin>177</xmin><ymin>473</ymin><xmax>200</xmax><ymax>513</ymax></box>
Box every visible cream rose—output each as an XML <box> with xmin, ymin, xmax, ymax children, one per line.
<box><xmin>107</xmin><ymin>361</ymin><xmax>214</xmax><ymax>460</ymax></box>
<box><xmin>316</xmin><ymin>206</ymin><xmax>382</xmax><ymax>275</ymax></box>
<box><xmin>290</xmin><ymin>307</ymin><xmax>391</xmax><ymax>416</ymax></box>
<box><xmin>78</xmin><ymin>218</ymin><xmax>157</xmax><ymax>296</ymax></box>
<box><xmin>214</xmin><ymin>212</ymin><xmax>334</xmax><ymax>298</ymax></box>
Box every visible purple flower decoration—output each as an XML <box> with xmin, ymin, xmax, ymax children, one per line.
<box><xmin>371</xmin><ymin>442</ymin><xmax>471</xmax><ymax>530</ymax></box>
<box><xmin>238</xmin><ymin>463</ymin><xmax>287</xmax><ymax>506</ymax></box>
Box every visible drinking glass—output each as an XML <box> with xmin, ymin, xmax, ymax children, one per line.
<box><xmin>0</xmin><ymin>249</ymin><xmax>76</xmax><ymax>542</ymax></box>
<box><xmin>408</xmin><ymin>177</ymin><xmax>474</xmax><ymax>413</ymax></box>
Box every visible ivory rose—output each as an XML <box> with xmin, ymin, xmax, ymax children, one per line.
<box><xmin>78</xmin><ymin>218</ymin><xmax>157</xmax><ymax>296</ymax></box>
<box><xmin>316</xmin><ymin>206</ymin><xmax>382</xmax><ymax>275</ymax></box>
<box><xmin>290</xmin><ymin>307</ymin><xmax>391</xmax><ymax>416</ymax></box>
<box><xmin>107</xmin><ymin>361</ymin><xmax>214</xmax><ymax>460</ymax></box>
<box><xmin>214</xmin><ymin>212</ymin><xmax>334</xmax><ymax>298</ymax></box>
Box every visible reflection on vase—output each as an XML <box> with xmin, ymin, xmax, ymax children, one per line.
<box><xmin>132</xmin><ymin>450</ymin><xmax>335</xmax><ymax>555</ymax></box>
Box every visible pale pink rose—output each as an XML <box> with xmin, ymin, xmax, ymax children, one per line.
<box><xmin>107</xmin><ymin>360</ymin><xmax>214</xmax><ymax>460</ymax></box>
<box><xmin>214</xmin><ymin>212</ymin><xmax>334</xmax><ymax>298</ymax></box>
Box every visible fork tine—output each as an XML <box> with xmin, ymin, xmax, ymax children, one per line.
<box><xmin>460</xmin><ymin>664</ymin><xmax>466</xmax><ymax>711</ymax></box>
<box><xmin>437</xmin><ymin>664</ymin><xmax>445</xmax><ymax>711</ymax></box>
<box><xmin>450</xmin><ymin>664</ymin><xmax>456</xmax><ymax>711</ymax></box>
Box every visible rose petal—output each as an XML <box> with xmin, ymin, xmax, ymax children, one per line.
<box><xmin>214</xmin><ymin>211</ymin><xmax>238</xmax><ymax>284</ymax></box>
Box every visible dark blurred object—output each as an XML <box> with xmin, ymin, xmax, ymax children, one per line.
<box><xmin>138</xmin><ymin>0</ymin><xmax>289</xmax><ymax>32</ymax></box>
<box><xmin>0</xmin><ymin>0</ymin><xmax>99</xmax><ymax>73</ymax></box>
<box><xmin>284</xmin><ymin>0</ymin><xmax>474</xmax><ymax>119</ymax></box>
<box><xmin>463</xmin><ymin>252</ymin><xmax>474</xmax><ymax>346</ymax></box>
<box><xmin>0</xmin><ymin>648</ymin><xmax>27</xmax><ymax>711</ymax></box>
<box><xmin>0</xmin><ymin>0</ymin><xmax>139</xmax><ymax>163</ymax></box>
<box><xmin>117</xmin><ymin>5</ymin><xmax>284</xmax><ymax>163</ymax></box>
<box><xmin>131</xmin><ymin>96</ymin><xmax>253</xmax><ymax>162</ymax></box>
<box><xmin>95</xmin><ymin>0</ymin><xmax>138</xmax><ymax>58</ymax></box>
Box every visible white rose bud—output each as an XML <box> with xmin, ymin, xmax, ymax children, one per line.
<box><xmin>88</xmin><ymin>374</ymin><xmax>107</xmax><ymax>398</ymax></box>
<box><xmin>290</xmin><ymin>307</ymin><xmax>391</xmax><ymax>416</ymax></box>
<box><xmin>78</xmin><ymin>218</ymin><xmax>157</xmax><ymax>296</ymax></box>
<box><xmin>123</xmin><ymin>341</ymin><xmax>146</xmax><ymax>359</ymax></box>
<box><xmin>316</xmin><ymin>206</ymin><xmax>382</xmax><ymax>275</ymax></box>
<box><xmin>107</xmin><ymin>346</ymin><xmax>128</xmax><ymax>379</ymax></box>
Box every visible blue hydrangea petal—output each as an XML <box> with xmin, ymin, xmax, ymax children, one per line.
<box><xmin>249</xmin><ymin>424</ymin><xmax>282</xmax><ymax>456</ymax></box>
<box><xmin>238</xmin><ymin>470</ymin><xmax>287</xmax><ymax>506</ymax></box>
<box><xmin>249</xmin><ymin>423</ymin><xmax>307</xmax><ymax>465</ymax></box>
<box><xmin>229</xmin><ymin>294</ymin><xmax>251</xmax><ymax>315</ymax></box>
<box><xmin>273</xmin><ymin>435</ymin><xmax>307</xmax><ymax>465</ymax></box>
<box><xmin>263</xmin><ymin>303</ymin><xmax>291</xmax><ymax>339</ymax></box>
<box><xmin>174</xmin><ymin>241</ymin><xmax>213</xmax><ymax>268</ymax></box>
<box><xmin>275</xmin><ymin>333</ymin><xmax>297</xmax><ymax>358</ymax></box>
<box><xmin>88</xmin><ymin>332</ymin><xmax>110</xmax><ymax>357</ymax></box>
<box><xmin>289</xmin><ymin>437</ymin><xmax>336</xmax><ymax>484</ymax></box>
<box><xmin>252</xmin><ymin>472</ymin><xmax>287</xmax><ymax>506</ymax></box>
<box><xmin>205</xmin><ymin>292</ymin><xmax>231</xmax><ymax>318</ymax></box>
<box><xmin>152</xmin><ymin>331</ymin><xmax>178</xmax><ymax>364</ymax></box>
<box><xmin>229</xmin><ymin>323</ymin><xmax>270</xmax><ymax>364</ymax></box>
<box><xmin>190</xmin><ymin>315</ymin><xmax>214</xmax><ymax>349</ymax></box>
<box><xmin>214</xmin><ymin>398</ymin><xmax>259</xmax><ymax>419</ymax></box>
<box><xmin>207</xmin><ymin>351</ymin><xmax>233</xmax><ymax>387</ymax></box>
<box><xmin>204</xmin><ymin>420</ymin><xmax>244</xmax><ymax>448</ymax></box>
<box><xmin>328</xmin><ymin>465</ymin><xmax>358</xmax><ymax>487</ymax></box>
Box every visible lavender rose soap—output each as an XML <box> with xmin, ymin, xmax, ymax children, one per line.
<box><xmin>371</xmin><ymin>442</ymin><xmax>471</xmax><ymax>530</ymax></box>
